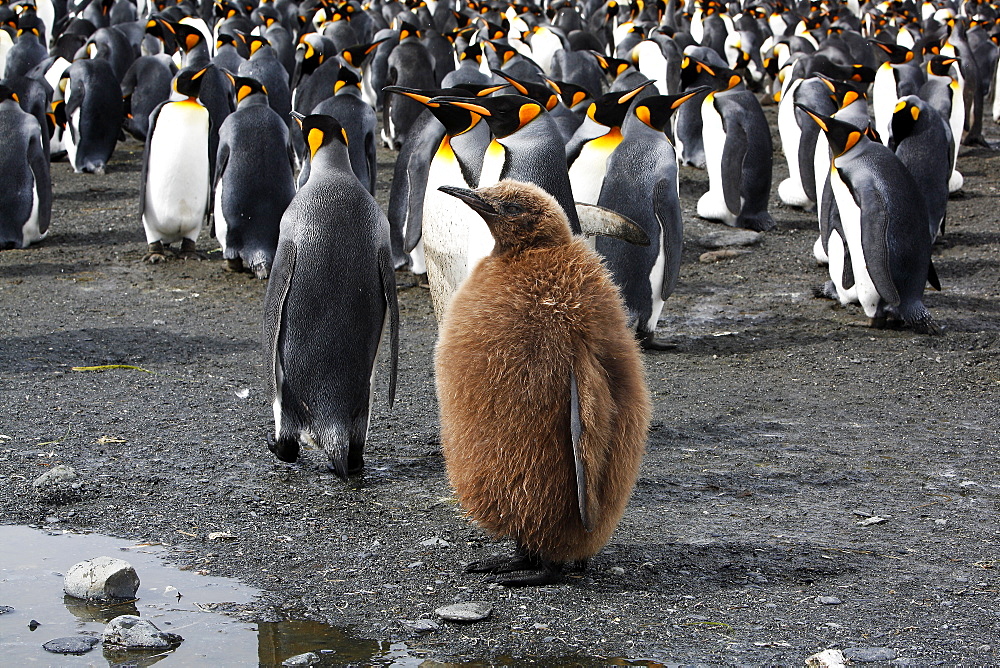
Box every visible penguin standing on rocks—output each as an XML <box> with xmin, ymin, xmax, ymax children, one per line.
<box><xmin>436</xmin><ymin>179</ymin><xmax>651</xmax><ymax>586</ymax></box>
<box><xmin>264</xmin><ymin>114</ymin><xmax>399</xmax><ymax>478</ymax></box>
<box><xmin>213</xmin><ymin>77</ymin><xmax>295</xmax><ymax>278</ymax></box>
<box><xmin>695</xmin><ymin>62</ymin><xmax>774</xmax><ymax>231</ymax></box>
<box><xmin>140</xmin><ymin>68</ymin><xmax>211</xmax><ymax>262</ymax></box>
<box><xmin>597</xmin><ymin>90</ymin><xmax>708</xmax><ymax>350</ymax></box>
<box><xmin>800</xmin><ymin>106</ymin><xmax>940</xmax><ymax>334</ymax></box>
<box><xmin>0</xmin><ymin>84</ymin><xmax>50</xmax><ymax>250</ymax></box>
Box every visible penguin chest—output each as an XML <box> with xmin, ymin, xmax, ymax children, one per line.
<box><xmin>144</xmin><ymin>102</ymin><xmax>210</xmax><ymax>238</ymax></box>
<box><xmin>478</xmin><ymin>139</ymin><xmax>505</xmax><ymax>188</ymax></box>
<box><xmin>569</xmin><ymin>129</ymin><xmax>622</xmax><ymax>205</ymax></box>
<box><xmin>829</xmin><ymin>165</ymin><xmax>879</xmax><ymax>316</ymax></box>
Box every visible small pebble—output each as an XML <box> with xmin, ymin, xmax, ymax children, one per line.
<box><xmin>0</xmin><ymin>606</ymin><xmax>13</xmax><ymax>615</ymax></box>
<box><xmin>435</xmin><ymin>602</ymin><xmax>493</xmax><ymax>623</ymax></box>
<box><xmin>609</xmin><ymin>566</ymin><xmax>625</xmax><ymax>576</ymax></box>
<box><xmin>401</xmin><ymin>618</ymin><xmax>440</xmax><ymax>633</ymax></box>
<box><xmin>815</xmin><ymin>596</ymin><xmax>842</xmax><ymax>605</ymax></box>
<box><xmin>282</xmin><ymin>651</ymin><xmax>320</xmax><ymax>666</ymax></box>
<box><xmin>28</xmin><ymin>620</ymin><xmax>40</xmax><ymax>630</ymax></box>
<box><xmin>699</xmin><ymin>249</ymin><xmax>749</xmax><ymax>263</ymax></box>
<box><xmin>42</xmin><ymin>636</ymin><xmax>99</xmax><ymax>655</ymax></box>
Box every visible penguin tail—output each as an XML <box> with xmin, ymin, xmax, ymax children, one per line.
<box><xmin>319</xmin><ymin>424</ymin><xmax>364</xmax><ymax>480</ymax></box>
<box><xmin>900</xmin><ymin>303</ymin><xmax>942</xmax><ymax>336</ymax></box>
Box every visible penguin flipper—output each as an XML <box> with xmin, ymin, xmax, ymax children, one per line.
<box><xmin>569</xmin><ymin>367</ymin><xmax>592</xmax><ymax>533</ymax></box>
<box><xmin>927</xmin><ymin>259</ymin><xmax>941</xmax><ymax>291</ymax></box>
<box><xmin>653</xmin><ymin>179</ymin><xmax>683</xmax><ymax>301</ymax></box>
<box><xmin>378</xmin><ymin>246</ymin><xmax>399</xmax><ymax>407</ymax></box>
<box><xmin>263</xmin><ymin>239</ymin><xmax>296</xmax><ymax>404</ymax></box>
<box><xmin>139</xmin><ymin>101</ymin><xmax>167</xmax><ymax>221</ymax></box>
<box><xmin>575</xmin><ymin>204</ymin><xmax>650</xmax><ymax>246</ymax></box>
<box><xmin>27</xmin><ymin>128</ymin><xmax>51</xmax><ymax>237</ymax></box>
<box><xmin>720</xmin><ymin>119</ymin><xmax>748</xmax><ymax>217</ymax></box>
<box><xmin>852</xmin><ymin>175</ymin><xmax>901</xmax><ymax>306</ymax></box>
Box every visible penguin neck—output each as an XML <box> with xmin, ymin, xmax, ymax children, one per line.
<box><xmin>311</xmin><ymin>142</ymin><xmax>353</xmax><ymax>174</ymax></box>
<box><xmin>237</xmin><ymin>94</ymin><xmax>269</xmax><ymax>108</ymax></box>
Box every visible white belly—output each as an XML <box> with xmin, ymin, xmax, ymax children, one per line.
<box><xmin>697</xmin><ymin>97</ymin><xmax>736</xmax><ymax>224</ymax></box>
<box><xmin>568</xmin><ymin>133</ymin><xmax>618</xmax><ymax>205</ymax></box>
<box><xmin>830</xmin><ymin>166</ymin><xmax>879</xmax><ymax>316</ymax></box>
<box><xmin>142</xmin><ymin>102</ymin><xmax>210</xmax><ymax>244</ymax></box>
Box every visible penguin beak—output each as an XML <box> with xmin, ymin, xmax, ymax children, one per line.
<box><xmin>438</xmin><ymin>186</ymin><xmax>498</xmax><ymax>220</ymax></box>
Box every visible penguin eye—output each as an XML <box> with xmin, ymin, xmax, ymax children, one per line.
<box><xmin>503</xmin><ymin>202</ymin><xmax>525</xmax><ymax>215</ymax></box>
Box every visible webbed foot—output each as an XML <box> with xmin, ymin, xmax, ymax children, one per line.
<box><xmin>637</xmin><ymin>330</ymin><xmax>677</xmax><ymax>351</ymax></box>
<box><xmin>486</xmin><ymin>563</ymin><xmax>562</xmax><ymax>587</ymax></box>
<box><xmin>143</xmin><ymin>241</ymin><xmax>167</xmax><ymax>264</ymax></box>
<box><xmin>178</xmin><ymin>238</ymin><xmax>206</xmax><ymax>260</ymax></box>
<box><xmin>226</xmin><ymin>258</ymin><xmax>244</xmax><ymax>273</ymax></box>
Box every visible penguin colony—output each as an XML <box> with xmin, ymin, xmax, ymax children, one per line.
<box><xmin>0</xmin><ymin>0</ymin><xmax>988</xmax><ymax>582</ymax></box>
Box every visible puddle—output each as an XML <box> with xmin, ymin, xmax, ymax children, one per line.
<box><xmin>0</xmin><ymin>526</ymin><xmax>674</xmax><ymax>667</ymax></box>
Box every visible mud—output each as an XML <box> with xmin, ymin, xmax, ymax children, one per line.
<box><xmin>1</xmin><ymin>113</ymin><xmax>999</xmax><ymax>665</ymax></box>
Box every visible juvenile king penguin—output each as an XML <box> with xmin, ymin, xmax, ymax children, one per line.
<box><xmin>214</xmin><ymin>77</ymin><xmax>296</xmax><ymax>278</ymax></box>
<box><xmin>0</xmin><ymin>84</ymin><xmax>51</xmax><ymax>250</ymax></box>
<box><xmin>597</xmin><ymin>90</ymin><xmax>708</xmax><ymax>350</ymax></box>
<box><xmin>695</xmin><ymin>62</ymin><xmax>775</xmax><ymax>231</ymax></box>
<box><xmin>436</xmin><ymin>180</ymin><xmax>651</xmax><ymax>586</ymax></box>
<box><xmin>264</xmin><ymin>114</ymin><xmax>399</xmax><ymax>478</ymax></box>
<box><xmin>140</xmin><ymin>68</ymin><xmax>211</xmax><ymax>262</ymax></box>
<box><xmin>799</xmin><ymin>107</ymin><xmax>940</xmax><ymax>334</ymax></box>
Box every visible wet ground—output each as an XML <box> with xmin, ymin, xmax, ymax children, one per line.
<box><xmin>1</xmin><ymin>110</ymin><xmax>999</xmax><ymax>665</ymax></box>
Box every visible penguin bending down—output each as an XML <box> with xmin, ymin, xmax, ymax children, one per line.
<box><xmin>264</xmin><ymin>114</ymin><xmax>399</xmax><ymax>478</ymax></box>
<box><xmin>0</xmin><ymin>84</ymin><xmax>51</xmax><ymax>250</ymax></box>
<box><xmin>799</xmin><ymin>106</ymin><xmax>940</xmax><ymax>334</ymax></box>
<box><xmin>436</xmin><ymin>180</ymin><xmax>651</xmax><ymax>586</ymax></box>
<box><xmin>140</xmin><ymin>68</ymin><xmax>212</xmax><ymax>263</ymax></box>
<box><xmin>62</xmin><ymin>58</ymin><xmax>123</xmax><ymax>174</ymax></box>
<box><xmin>213</xmin><ymin>77</ymin><xmax>296</xmax><ymax>278</ymax></box>
<box><xmin>694</xmin><ymin>63</ymin><xmax>775</xmax><ymax>231</ymax></box>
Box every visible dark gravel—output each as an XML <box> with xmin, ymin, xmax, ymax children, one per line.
<box><xmin>1</xmin><ymin>109</ymin><xmax>999</xmax><ymax>665</ymax></box>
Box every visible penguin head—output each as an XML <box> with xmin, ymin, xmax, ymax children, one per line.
<box><xmin>926</xmin><ymin>54</ymin><xmax>959</xmax><ymax>78</ymax></box>
<box><xmin>491</xmin><ymin>70</ymin><xmax>562</xmax><ymax>111</ymax></box>
<box><xmin>386</xmin><ymin>84</ymin><xmax>508</xmax><ymax>134</ymax></box>
<box><xmin>485</xmin><ymin>40</ymin><xmax>519</xmax><ymax>65</ymax></box>
<box><xmin>234</xmin><ymin>76</ymin><xmax>267</xmax><ymax>104</ymax></box>
<box><xmin>397</xmin><ymin>21</ymin><xmax>421</xmax><ymax>41</ymax></box>
<box><xmin>0</xmin><ymin>84</ymin><xmax>18</xmax><ymax>104</ymax></box>
<box><xmin>459</xmin><ymin>43</ymin><xmax>483</xmax><ymax>64</ymax></box>
<box><xmin>816</xmin><ymin>73</ymin><xmax>867</xmax><ymax>110</ymax></box>
<box><xmin>339</xmin><ymin>37</ymin><xmax>389</xmax><ymax>70</ymax></box>
<box><xmin>588</xmin><ymin>51</ymin><xmax>634</xmax><ymax>79</ymax></box>
<box><xmin>869</xmin><ymin>38</ymin><xmax>914</xmax><ymax>64</ymax></box>
<box><xmin>175</xmin><ymin>23</ymin><xmax>205</xmax><ymax>53</ymax></box>
<box><xmin>427</xmin><ymin>93</ymin><xmax>546</xmax><ymax>139</ymax></box>
<box><xmin>438</xmin><ymin>180</ymin><xmax>574</xmax><ymax>254</ymax></box>
<box><xmin>795</xmin><ymin>104</ymin><xmax>867</xmax><ymax>158</ymax></box>
<box><xmin>335</xmin><ymin>67</ymin><xmax>362</xmax><ymax>94</ymax></box>
<box><xmin>889</xmin><ymin>95</ymin><xmax>925</xmax><ymax>145</ymax></box>
<box><xmin>297</xmin><ymin>113</ymin><xmax>349</xmax><ymax>160</ymax></box>
<box><xmin>545</xmin><ymin>78</ymin><xmax>592</xmax><ymax>111</ymax></box>
<box><xmin>585</xmin><ymin>80</ymin><xmax>655</xmax><ymax>128</ymax></box>
<box><xmin>632</xmin><ymin>87</ymin><xmax>712</xmax><ymax>132</ymax></box>
<box><xmin>173</xmin><ymin>67</ymin><xmax>207</xmax><ymax>99</ymax></box>
<box><xmin>246</xmin><ymin>35</ymin><xmax>270</xmax><ymax>56</ymax></box>
<box><xmin>701</xmin><ymin>63</ymin><xmax>744</xmax><ymax>93</ymax></box>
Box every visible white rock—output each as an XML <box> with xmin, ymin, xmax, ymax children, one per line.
<box><xmin>63</xmin><ymin>557</ymin><xmax>140</xmax><ymax>600</ymax></box>
<box><xmin>806</xmin><ymin>648</ymin><xmax>846</xmax><ymax>667</ymax></box>
<box><xmin>102</xmin><ymin>615</ymin><xmax>182</xmax><ymax>648</ymax></box>
<box><xmin>435</xmin><ymin>602</ymin><xmax>492</xmax><ymax>622</ymax></box>
<box><xmin>282</xmin><ymin>652</ymin><xmax>320</xmax><ymax>666</ymax></box>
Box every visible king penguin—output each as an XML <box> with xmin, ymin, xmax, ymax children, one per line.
<box><xmin>799</xmin><ymin>106</ymin><xmax>940</xmax><ymax>334</ymax></box>
<box><xmin>214</xmin><ymin>76</ymin><xmax>296</xmax><ymax>278</ymax></box>
<box><xmin>435</xmin><ymin>179</ymin><xmax>651</xmax><ymax>586</ymax></box>
<box><xmin>0</xmin><ymin>84</ymin><xmax>51</xmax><ymax>250</ymax></box>
<box><xmin>597</xmin><ymin>90</ymin><xmax>708</xmax><ymax>350</ymax></box>
<box><xmin>140</xmin><ymin>67</ymin><xmax>212</xmax><ymax>262</ymax></box>
<box><xmin>61</xmin><ymin>58</ymin><xmax>123</xmax><ymax>174</ymax></box>
<box><xmin>695</xmin><ymin>62</ymin><xmax>775</xmax><ymax>231</ymax></box>
<box><xmin>264</xmin><ymin>113</ymin><xmax>399</xmax><ymax>478</ymax></box>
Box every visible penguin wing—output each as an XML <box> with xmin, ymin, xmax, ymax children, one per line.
<box><xmin>27</xmin><ymin>124</ymin><xmax>51</xmax><ymax>236</ymax></box>
<box><xmin>263</xmin><ymin>239</ymin><xmax>296</xmax><ymax>401</ymax></box>
<box><xmin>826</xmin><ymin>202</ymin><xmax>855</xmax><ymax>290</ymax></box>
<box><xmin>378</xmin><ymin>245</ymin><xmax>399</xmax><ymax>407</ymax></box>
<box><xmin>719</xmin><ymin>114</ymin><xmax>747</xmax><ymax>216</ymax></box>
<box><xmin>569</xmin><ymin>366</ymin><xmax>592</xmax><ymax>533</ymax></box>
<box><xmin>213</xmin><ymin>140</ymin><xmax>229</xmax><ymax>202</ymax></box>
<box><xmin>653</xmin><ymin>179</ymin><xmax>683</xmax><ymax>301</ymax></box>
<box><xmin>927</xmin><ymin>259</ymin><xmax>941</xmax><ymax>291</ymax></box>
<box><xmin>138</xmin><ymin>102</ymin><xmax>167</xmax><ymax>221</ymax></box>
<box><xmin>848</xmin><ymin>170</ymin><xmax>901</xmax><ymax>306</ymax></box>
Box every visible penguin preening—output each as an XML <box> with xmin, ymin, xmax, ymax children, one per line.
<box><xmin>436</xmin><ymin>179</ymin><xmax>651</xmax><ymax>586</ymax></box>
<box><xmin>264</xmin><ymin>113</ymin><xmax>399</xmax><ymax>478</ymax></box>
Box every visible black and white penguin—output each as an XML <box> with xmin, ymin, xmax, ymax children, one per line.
<box><xmin>674</xmin><ymin>46</ymin><xmax>728</xmax><ymax>169</ymax></box>
<box><xmin>887</xmin><ymin>95</ymin><xmax>951</xmax><ymax>243</ymax></box>
<box><xmin>61</xmin><ymin>58</ymin><xmax>123</xmax><ymax>174</ymax></box>
<box><xmin>799</xmin><ymin>106</ymin><xmax>940</xmax><ymax>334</ymax></box>
<box><xmin>382</xmin><ymin>22</ymin><xmax>436</xmax><ymax>148</ymax></box>
<box><xmin>0</xmin><ymin>84</ymin><xmax>50</xmax><ymax>250</ymax></box>
<box><xmin>777</xmin><ymin>76</ymin><xmax>837</xmax><ymax>209</ymax></box>
<box><xmin>140</xmin><ymin>68</ymin><xmax>212</xmax><ymax>262</ymax></box>
<box><xmin>695</xmin><ymin>62</ymin><xmax>775</xmax><ymax>231</ymax></box>
<box><xmin>918</xmin><ymin>55</ymin><xmax>964</xmax><ymax>193</ymax></box>
<box><xmin>238</xmin><ymin>36</ymin><xmax>292</xmax><ymax>127</ymax></box>
<box><xmin>310</xmin><ymin>67</ymin><xmax>378</xmax><ymax>193</ymax></box>
<box><xmin>213</xmin><ymin>76</ymin><xmax>295</xmax><ymax>278</ymax></box>
<box><xmin>596</xmin><ymin>90</ymin><xmax>708</xmax><ymax>350</ymax></box>
<box><xmin>264</xmin><ymin>113</ymin><xmax>399</xmax><ymax>478</ymax></box>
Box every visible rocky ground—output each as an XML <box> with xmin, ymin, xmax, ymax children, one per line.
<box><xmin>1</xmin><ymin>109</ymin><xmax>999</xmax><ymax>666</ymax></box>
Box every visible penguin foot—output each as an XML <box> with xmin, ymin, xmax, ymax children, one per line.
<box><xmin>868</xmin><ymin>316</ymin><xmax>888</xmax><ymax>330</ymax></box>
<box><xmin>250</xmin><ymin>263</ymin><xmax>270</xmax><ymax>280</ymax></box>
<box><xmin>178</xmin><ymin>239</ymin><xmax>206</xmax><ymax>260</ymax></box>
<box><xmin>414</xmin><ymin>273</ymin><xmax>430</xmax><ymax>289</ymax></box>
<box><xmin>143</xmin><ymin>241</ymin><xmax>167</xmax><ymax>264</ymax></box>
<box><xmin>962</xmin><ymin>134</ymin><xmax>992</xmax><ymax>149</ymax></box>
<box><xmin>486</xmin><ymin>565</ymin><xmax>562</xmax><ymax>587</ymax></box>
<box><xmin>225</xmin><ymin>258</ymin><xmax>244</xmax><ymax>273</ymax></box>
<box><xmin>812</xmin><ymin>282</ymin><xmax>839</xmax><ymax>300</ymax></box>
<box><xmin>466</xmin><ymin>552</ymin><xmax>540</xmax><ymax>575</ymax></box>
<box><xmin>637</xmin><ymin>330</ymin><xmax>677</xmax><ymax>351</ymax></box>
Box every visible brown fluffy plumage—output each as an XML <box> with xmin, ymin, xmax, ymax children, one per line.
<box><xmin>435</xmin><ymin>180</ymin><xmax>651</xmax><ymax>563</ymax></box>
